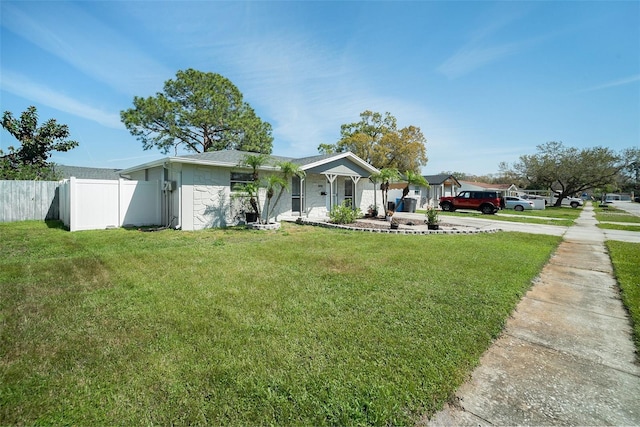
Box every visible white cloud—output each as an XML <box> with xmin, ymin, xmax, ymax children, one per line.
<box><xmin>1</xmin><ymin>2</ymin><xmax>171</xmax><ymax>95</ymax></box>
<box><xmin>1</xmin><ymin>71</ymin><xmax>123</xmax><ymax>129</ymax></box>
<box><xmin>437</xmin><ymin>42</ymin><xmax>523</xmax><ymax>79</ymax></box>
<box><xmin>207</xmin><ymin>33</ymin><xmax>382</xmax><ymax>155</ymax></box>
<box><xmin>580</xmin><ymin>74</ymin><xmax>640</xmax><ymax>92</ymax></box>
<box><xmin>436</xmin><ymin>5</ymin><xmax>542</xmax><ymax>79</ymax></box>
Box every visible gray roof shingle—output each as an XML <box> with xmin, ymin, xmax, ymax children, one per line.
<box><xmin>423</xmin><ymin>174</ymin><xmax>461</xmax><ymax>186</ymax></box>
<box><xmin>55</xmin><ymin>165</ymin><xmax>122</xmax><ymax>180</ymax></box>
<box><xmin>176</xmin><ymin>150</ymin><xmax>338</xmax><ymax>167</ymax></box>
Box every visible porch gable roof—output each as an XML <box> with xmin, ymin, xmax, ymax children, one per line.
<box><xmin>422</xmin><ymin>174</ymin><xmax>461</xmax><ymax>187</ymax></box>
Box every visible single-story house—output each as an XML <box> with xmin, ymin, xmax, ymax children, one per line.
<box><xmin>118</xmin><ymin>149</ymin><xmax>380</xmax><ymax>231</ymax></box>
<box><xmin>420</xmin><ymin>174</ymin><xmax>461</xmax><ymax>208</ymax></box>
<box><xmin>387</xmin><ymin>174</ymin><xmax>462</xmax><ymax>210</ymax></box>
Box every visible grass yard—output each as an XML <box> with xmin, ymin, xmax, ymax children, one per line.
<box><xmin>607</xmin><ymin>241</ymin><xmax>640</xmax><ymax>358</ymax></box>
<box><xmin>1</xmin><ymin>221</ymin><xmax>561</xmax><ymax>425</ymax></box>
<box><xmin>598</xmin><ymin>223</ymin><xmax>640</xmax><ymax>232</ymax></box>
<box><xmin>594</xmin><ymin>204</ymin><xmax>640</xmax><ymax>232</ymax></box>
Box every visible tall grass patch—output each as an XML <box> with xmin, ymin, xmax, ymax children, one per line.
<box><xmin>1</xmin><ymin>221</ymin><xmax>560</xmax><ymax>425</ymax></box>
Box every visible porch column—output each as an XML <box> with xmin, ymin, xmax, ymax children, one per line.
<box><xmin>350</xmin><ymin>175</ymin><xmax>361</xmax><ymax>210</ymax></box>
<box><xmin>324</xmin><ymin>173</ymin><xmax>337</xmax><ymax>212</ymax></box>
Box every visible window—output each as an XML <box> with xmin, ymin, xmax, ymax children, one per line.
<box><xmin>291</xmin><ymin>176</ymin><xmax>301</xmax><ymax>212</ymax></box>
<box><xmin>344</xmin><ymin>179</ymin><xmax>353</xmax><ymax>206</ymax></box>
<box><xmin>230</xmin><ymin>172</ymin><xmax>253</xmax><ymax>192</ymax></box>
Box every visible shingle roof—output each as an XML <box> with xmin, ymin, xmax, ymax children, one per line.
<box><xmin>55</xmin><ymin>165</ymin><xmax>122</xmax><ymax>180</ymax></box>
<box><xmin>176</xmin><ymin>150</ymin><xmax>292</xmax><ymax>165</ymax></box>
<box><xmin>120</xmin><ymin>149</ymin><xmax>379</xmax><ymax>175</ymax></box>
<box><xmin>175</xmin><ymin>150</ymin><xmax>336</xmax><ymax>167</ymax></box>
<box><xmin>290</xmin><ymin>153</ymin><xmax>337</xmax><ymax>166</ymax></box>
<box><xmin>423</xmin><ymin>174</ymin><xmax>461</xmax><ymax>186</ymax></box>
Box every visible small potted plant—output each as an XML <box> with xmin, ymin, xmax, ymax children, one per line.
<box><xmin>385</xmin><ymin>210</ymin><xmax>394</xmax><ymax>221</ymax></box>
<box><xmin>390</xmin><ymin>217</ymin><xmax>400</xmax><ymax>229</ymax></box>
<box><xmin>367</xmin><ymin>204</ymin><xmax>379</xmax><ymax>218</ymax></box>
<box><xmin>425</xmin><ymin>206</ymin><xmax>439</xmax><ymax>230</ymax></box>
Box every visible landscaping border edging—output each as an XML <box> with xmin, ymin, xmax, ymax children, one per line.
<box><xmin>292</xmin><ymin>218</ymin><xmax>502</xmax><ymax>235</ymax></box>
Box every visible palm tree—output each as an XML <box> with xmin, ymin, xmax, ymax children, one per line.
<box><xmin>271</xmin><ymin>161</ymin><xmax>306</xmax><ymax>219</ymax></box>
<box><xmin>238</xmin><ymin>181</ymin><xmax>260</xmax><ymax>221</ymax></box>
<box><xmin>262</xmin><ymin>174</ymin><xmax>288</xmax><ymax>224</ymax></box>
<box><xmin>394</xmin><ymin>170</ymin><xmax>428</xmax><ymax>213</ymax></box>
<box><xmin>240</xmin><ymin>154</ymin><xmax>270</xmax><ymax>221</ymax></box>
<box><xmin>368</xmin><ymin>172</ymin><xmax>382</xmax><ymax>217</ymax></box>
<box><xmin>242</xmin><ymin>153</ymin><xmax>269</xmax><ymax>182</ymax></box>
<box><xmin>379</xmin><ymin>168</ymin><xmax>401</xmax><ymax>215</ymax></box>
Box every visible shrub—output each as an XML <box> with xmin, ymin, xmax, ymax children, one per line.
<box><xmin>425</xmin><ymin>207</ymin><xmax>439</xmax><ymax>224</ymax></box>
<box><xmin>329</xmin><ymin>201</ymin><xmax>361</xmax><ymax>224</ymax></box>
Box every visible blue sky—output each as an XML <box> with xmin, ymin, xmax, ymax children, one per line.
<box><xmin>1</xmin><ymin>1</ymin><xmax>638</xmax><ymax>176</ymax></box>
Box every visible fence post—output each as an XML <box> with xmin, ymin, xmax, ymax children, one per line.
<box><xmin>69</xmin><ymin>177</ymin><xmax>77</xmax><ymax>231</ymax></box>
<box><xmin>118</xmin><ymin>178</ymin><xmax>123</xmax><ymax>227</ymax></box>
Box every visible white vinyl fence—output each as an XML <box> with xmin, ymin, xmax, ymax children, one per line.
<box><xmin>0</xmin><ymin>180</ymin><xmax>59</xmax><ymax>222</ymax></box>
<box><xmin>59</xmin><ymin>178</ymin><xmax>162</xmax><ymax>231</ymax></box>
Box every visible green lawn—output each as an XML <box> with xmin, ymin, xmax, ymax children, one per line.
<box><xmin>607</xmin><ymin>241</ymin><xmax>640</xmax><ymax>359</ymax></box>
<box><xmin>1</xmin><ymin>221</ymin><xmax>561</xmax><ymax>425</ymax></box>
<box><xmin>598</xmin><ymin>223</ymin><xmax>640</xmax><ymax>232</ymax></box>
<box><xmin>594</xmin><ymin>204</ymin><xmax>640</xmax><ymax>231</ymax></box>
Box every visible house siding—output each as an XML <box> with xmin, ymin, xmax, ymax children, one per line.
<box><xmin>181</xmin><ymin>165</ymin><xmax>295</xmax><ymax>230</ymax></box>
<box><xmin>305</xmin><ymin>174</ymin><xmax>328</xmax><ymax>217</ymax></box>
<box><xmin>119</xmin><ymin>150</ymin><xmax>380</xmax><ymax>230</ymax></box>
<box><xmin>179</xmin><ymin>167</ymin><xmax>377</xmax><ymax>228</ymax></box>
<box><xmin>191</xmin><ymin>166</ymin><xmax>229</xmax><ymax>230</ymax></box>
<box><xmin>358</xmin><ymin>180</ymin><xmax>376</xmax><ymax>213</ymax></box>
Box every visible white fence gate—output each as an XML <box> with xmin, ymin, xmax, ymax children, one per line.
<box><xmin>59</xmin><ymin>178</ymin><xmax>162</xmax><ymax>231</ymax></box>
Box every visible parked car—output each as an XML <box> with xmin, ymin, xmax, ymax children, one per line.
<box><xmin>522</xmin><ymin>193</ymin><xmax>583</xmax><ymax>208</ymax></box>
<box><xmin>551</xmin><ymin>194</ymin><xmax>584</xmax><ymax>208</ymax></box>
<box><xmin>504</xmin><ymin>196</ymin><xmax>534</xmax><ymax>211</ymax></box>
<box><xmin>439</xmin><ymin>191</ymin><xmax>505</xmax><ymax>214</ymax></box>
<box><xmin>521</xmin><ymin>194</ymin><xmax>548</xmax><ymax>206</ymax></box>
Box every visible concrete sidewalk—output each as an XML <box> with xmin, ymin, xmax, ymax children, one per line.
<box><xmin>424</xmin><ymin>205</ymin><xmax>640</xmax><ymax>426</ymax></box>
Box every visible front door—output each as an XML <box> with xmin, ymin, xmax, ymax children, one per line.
<box><xmin>344</xmin><ymin>179</ymin><xmax>353</xmax><ymax>207</ymax></box>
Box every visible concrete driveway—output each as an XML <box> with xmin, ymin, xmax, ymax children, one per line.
<box><xmin>397</xmin><ymin>204</ymin><xmax>640</xmax><ymax>243</ymax></box>
<box><xmin>610</xmin><ymin>200</ymin><xmax>640</xmax><ymax>216</ymax></box>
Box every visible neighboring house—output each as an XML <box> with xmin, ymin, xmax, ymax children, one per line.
<box><xmin>54</xmin><ymin>165</ymin><xmax>122</xmax><ymax>180</ymax></box>
<box><xmin>119</xmin><ymin>149</ymin><xmax>380</xmax><ymax>231</ymax></box>
<box><xmin>420</xmin><ymin>174</ymin><xmax>462</xmax><ymax>208</ymax></box>
<box><xmin>387</xmin><ymin>174</ymin><xmax>462</xmax><ymax>210</ymax></box>
<box><xmin>459</xmin><ymin>180</ymin><xmax>520</xmax><ymax>196</ymax></box>
<box><xmin>605</xmin><ymin>193</ymin><xmax>632</xmax><ymax>201</ymax></box>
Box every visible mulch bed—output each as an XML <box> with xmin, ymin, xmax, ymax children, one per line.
<box><xmin>348</xmin><ymin>217</ymin><xmax>456</xmax><ymax>230</ymax></box>
<box><xmin>295</xmin><ymin>216</ymin><xmax>493</xmax><ymax>234</ymax></box>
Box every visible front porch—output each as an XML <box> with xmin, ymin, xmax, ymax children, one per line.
<box><xmin>285</xmin><ymin>153</ymin><xmax>380</xmax><ymax>220</ymax></box>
